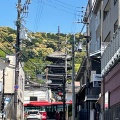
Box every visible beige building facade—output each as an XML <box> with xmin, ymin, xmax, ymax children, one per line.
<box><xmin>0</xmin><ymin>55</ymin><xmax>25</xmax><ymax>120</ymax></box>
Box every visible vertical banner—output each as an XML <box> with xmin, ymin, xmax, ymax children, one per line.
<box><xmin>105</xmin><ymin>91</ymin><xmax>109</xmax><ymax>109</ymax></box>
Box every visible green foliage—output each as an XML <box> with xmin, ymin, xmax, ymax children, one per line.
<box><xmin>0</xmin><ymin>50</ymin><xmax>6</xmax><ymax>57</ymax></box>
<box><xmin>36</xmin><ymin>79</ymin><xmax>46</xmax><ymax>84</ymax></box>
<box><xmin>0</xmin><ymin>26</ymin><xmax>86</xmax><ymax>82</ymax></box>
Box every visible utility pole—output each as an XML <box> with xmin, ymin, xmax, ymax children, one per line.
<box><xmin>14</xmin><ymin>0</ymin><xmax>21</xmax><ymax>119</ymax></box>
<box><xmin>72</xmin><ymin>34</ymin><xmax>75</xmax><ymax>120</ymax></box>
<box><xmin>46</xmin><ymin>68</ymin><xmax>50</xmax><ymax>102</ymax></box>
<box><xmin>14</xmin><ymin>1</ymin><xmax>31</xmax><ymax>119</ymax></box>
<box><xmin>86</xmin><ymin>22</ymin><xmax>90</xmax><ymax>120</ymax></box>
<box><xmin>63</xmin><ymin>75</ymin><xmax>66</xmax><ymax>120</ymax></box>
<box><xmin>62</xmin><ymin>39</ymin><xmax>68</xmax><ymax>120</ymax></box>
<box><xmin>1</xmin><ymin>69</ymin><xmax>5</xmax><ymax>120</ymax></box>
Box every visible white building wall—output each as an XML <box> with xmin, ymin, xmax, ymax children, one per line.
<box><xmin>18</xmin><ymin>62</ymin><xmax>25</xmax><ymax>103</ymax></box>
<box><xmin>24</xmin><ymin>90</ymin><xmax>48</xmax><ymax>103</ymax></box>
<box><xmin>66</xmin><ymin>93</ymin><xmax>72</xmax><ymax>102</ymax></box>
<box><xmin>4</xmin><ymin>55</ymin><xmax>15</xmax><ymax>93</ymax></box>
<box><xmin>2</xmin><ymin>55</ymin><xmax>25</xmax><ymax>120</ymax></box>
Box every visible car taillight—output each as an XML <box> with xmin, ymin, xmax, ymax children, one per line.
<box><xmin>42</xmin><ymin>112</ymin><xmax>47</xmax><ymax>116</ymax></box>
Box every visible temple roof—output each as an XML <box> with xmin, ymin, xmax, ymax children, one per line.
<box><xmin>46</xmin><ymin>64</ymin><xmax>72</xmax><ymax>69</ymax></box>
<box><xmin>46</xmin><ymin>51</ymin><xmax>72</xmax><ymax>60</ymax></box>
<box><xmin>43</xmin><ymin>74</ymin><xmax>71</xmax><ymax>80</ymax></box>
<box><xmin>47</xmin><ymin>73</ymin><xmax>71</xmax><ymax>77</ymax></box>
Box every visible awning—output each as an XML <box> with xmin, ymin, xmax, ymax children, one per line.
<box><xmin>24</xmin><ymin>101</ymin><xmax>72</xmax><ymax>106</ymax></box>
<box><xmin>24</xmin><ymin>101</ymin><xmax>51</xmax><ymax>106</ymax></box>
<box><xmin>30</xmin><ymin>101</ymin><xmax>51</xmax><ymax>106</ymax></box>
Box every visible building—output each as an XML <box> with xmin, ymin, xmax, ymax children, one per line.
<box><xmin>45</xmin><ymin>51</ymin><xmax>72</xmax><ymax>102</ymax></box>
<box><xmin>24</xmin><ymin>85</ymin><xmax>50</xmax><ymax>103</ymax></box>
<box><xmin>75</xmin><ymin>0</ymin><xmax>104</xmax><ymax>120</ymax></box>
<box><xmin>75</xmin><ymin>0</ymin><xmax>120</xmax><ymax>120</ymax></box>
<box><xmin>101</xmin><ymin>0</ymin><xmax>120</xmax><ymax>120</ymax></box>
<box><xmin>0</xmin><ymin>55</ymin><xmax>25</xmax><ymax>120</ymax></box>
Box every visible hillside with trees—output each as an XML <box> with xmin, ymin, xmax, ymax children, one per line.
<box><xmin>0</xmin><ymin>26</ymin><xmax>86</xmax><ymax>83</ymax></box>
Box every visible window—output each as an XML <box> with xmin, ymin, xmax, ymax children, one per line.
<box><xmin>95</xmin><ymin>11</ymin><xmax>100</xmax><ymax>31</ymax></box>
<box><xmin>114</xmin><ymin>0</ymin><xmax>118</xmax><ymax>5</ymax></box>
<box><xmin>114</xmin><ymin>20</ymin><xmax>118</xmax><ymax>33</ymax></box>
<box><xmin>30</xmin><ymin>96</ymin><xmax>37</xmax><ymax>101</ymax></box>
<box><xmin>104</xmin><ymin>32</ymin><xmax>111</xmax><ymax>42</ymax></box>
<box><xmin>103</xmin><ymin>1</ymin><xmax>110</xmax><ymax>20</ymax></box>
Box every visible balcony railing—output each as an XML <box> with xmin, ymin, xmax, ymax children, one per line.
<box><xmin>101</xmin><ymin>27</ymin><xmax>120</xmax><ymax>76</ymax></box>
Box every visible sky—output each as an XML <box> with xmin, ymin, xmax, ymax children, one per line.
<box><xmin>0</xmin><ymin>0</ymin><xmax>88</xmax><ymax>34</ymax></box>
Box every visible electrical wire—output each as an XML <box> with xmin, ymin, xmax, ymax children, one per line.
<box><xmin>33</xmin><ymin>0</ymin><xmax>80</xmax><ymax>16</ymax></box>
<box><xmin>34</xmin><ymin>0</ymin><xmax>45</xmax><ymax>32</ymax></box>
<box><xmin>0</xmin><ymin>47</ymin><xmax>10</xmax><ymax>55</ymax></box>
<box><xmin>53</xmin><ymin>0</ymin><xmax>78</xmax><ymax>8</ymax></box>
<box><xmin>0</xmin><ymin>32</ymin><xmax>15</xmax><ymax>54</ymax></box>
<box><xmin>46</xmin><ymin>0</ymin><xmax>77</xmax><ymax>12</ymax></box>
<box><xmin>0</xmin><ymin>33</ymin><xmax>13</xmax><ymax>45</ymax></box>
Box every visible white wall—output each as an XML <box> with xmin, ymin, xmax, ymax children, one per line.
<box><xmin>24</xmin><ymin>90</ymin><xmax>49</xmax><ymax>103</ymax></box>
<box><xmin>66</xmin><ymin>93</ymin><xmax>72</xmax><ymax>102</ymax></box>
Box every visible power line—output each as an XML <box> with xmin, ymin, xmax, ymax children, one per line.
<box><xmin>0</xmin><ymin>47</ymin><xmax>10</xmax><ymax>55</ymax></box>
<box><xmin>33</xmin><ymin>0</ymin><xmax>80</xmax><ymax>16</ymax></box>
<box><xmin>0</xmin><ymin>32</ymin><xmax>14</xmax><ymax>45</ymax></box>
<box><xmin>46</xmin><ymin>0</ymin><xmax>78</xmax><ymax>12</ymax></box>
<box><xmin>53</xmin><ymin>0</ymin><xmax>79</xmax><ymax>8</ymax></box>
<box><xmin>0</xmin><ymin>32</ymin><xmax>16</xmax><ymax>54</ymax></box>
<box><xmin>34</xmin><ymin>0</ymin><xmax>45</xmax><ymax>32</ymax></box>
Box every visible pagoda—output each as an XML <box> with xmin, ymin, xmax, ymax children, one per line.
<box><xmin>45</xmin><ymin>27</ymin><xmax>72</xmax><ymax>101</ymax></box>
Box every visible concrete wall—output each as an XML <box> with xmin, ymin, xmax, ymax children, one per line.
<box><xmin>102</xmin><ymin>0</ymin><xmax>118</xmax><ymax>41</ymax></box>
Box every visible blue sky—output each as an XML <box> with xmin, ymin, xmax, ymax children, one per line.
<box><xmin>0</xmin><ymin>0</ymin><xmax>88</xmax><ymax>34</ymax></box>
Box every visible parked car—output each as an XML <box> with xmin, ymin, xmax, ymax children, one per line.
<box><xmin>39</xmin><ymin>111</ymin><xmax>47</xmax><ymax>120</ymax></box>
<box><xmin>26</xmin><ymin>110</ymin><xmax>42</xmax><ymax>120</ymax></box>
